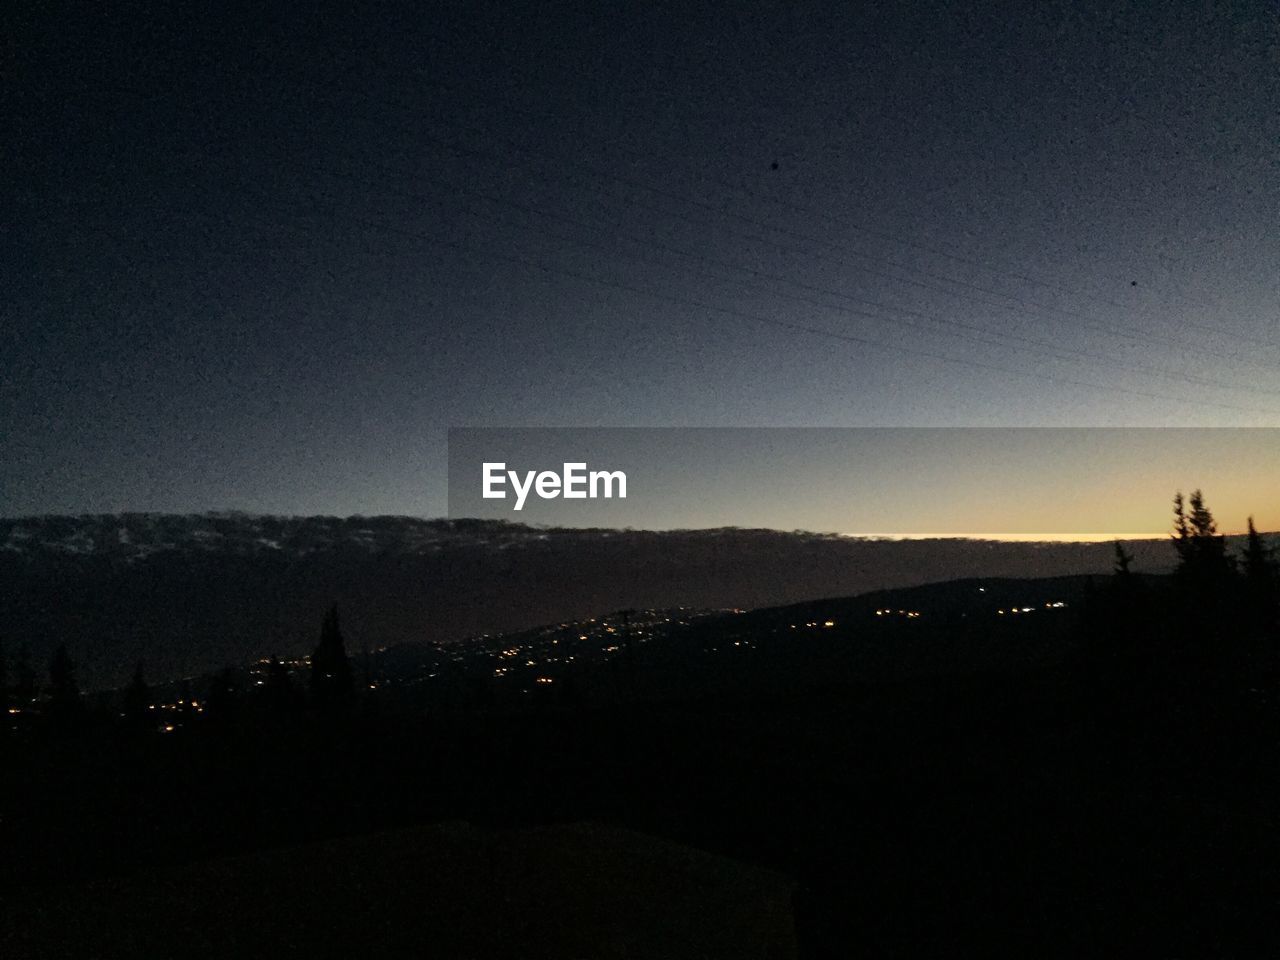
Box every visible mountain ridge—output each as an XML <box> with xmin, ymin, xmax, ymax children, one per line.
<box><xmin>0</xmin><ymin>513</ymin><xmax>1195</xmax><ymax>688</ymax></box>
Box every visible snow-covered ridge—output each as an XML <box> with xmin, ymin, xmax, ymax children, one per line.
<box><xmin>0</xmin><ymin>513</ymin><xmax>872</xmax><ymax>563</ymax></box>
<box><xmin>0</xmin><ymin>514</ymin><xmax>550</xmax><ymax>561</ymax></box>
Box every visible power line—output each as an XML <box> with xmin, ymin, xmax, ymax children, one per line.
<box><xmin>73</xmin><ymin>79</ymin><xmax>1280</xmax><ymax>414</ymax></box>
<box><xmin>328</xmin><ymin>212</ymin><xmax>1280</xmax><ymax>416</ymax></box>
<box><xmin>83</xmin><ymin>76</ymin><xmax>1280</xmax><ymax>370</ymax></box>
<box><xmin>212</xmin><ymin>175</ymin><xmax>1280</xmax><ymax>418</ymax></box>
<box><xmin>301</xmin><ymin>156</ymin><xmax>1280</xmax><ymax>400</ymax></box>
<box><xmin>314</xmin><ymin>109</ymin><xmax>1276</xmax><ymax>375</ymax></box>
<box><xmin>347</xmin><ymin>33</ymin><xmax>1275</xmax><ymax>345</ymax></box>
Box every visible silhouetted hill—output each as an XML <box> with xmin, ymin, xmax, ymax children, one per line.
<box><xmin>0</xmin><ymin>514</ymin><xmax>1188</xmax><ymax>687</ymax></box>
<box><xmin>2</xmin><ymin>822</ymin><xmax>796</xmax><ymax>959</ymax></box>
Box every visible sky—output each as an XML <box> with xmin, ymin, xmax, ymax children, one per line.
<box><xmin>5</xmin><ymin>1</ymin><xmax>1279</xmax><ymax>522</ymax></box>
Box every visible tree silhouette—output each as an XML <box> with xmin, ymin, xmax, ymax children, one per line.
<box><xmin>1172</xmin><ymin>491</ymin><xmax>1190</xmax><ymax>551</ymax></box>
<box><xmin>1171</xmin><ymin>489</ymin><xmax>1234</xmax><ymax>584</ymax></box>
<box><xmin>205</xmin><ymin>667</ymin><xmax>237</xmax><ymax>724</ymax></box>
<box><xmin>0</xmin><ymin>638</ymin><xmax>8</xmax><ymax>719</ymax></box>
<box><xmin>1170</xmin><ymin>490</ymin><xmax>1245</xmax><ymax>667</ymax></box>
<box><xmin>310</xmin><ymin>606</ymin><xmax>353</xmax><ymax>714</ymax></box>
<box><xmin>1086</xmin><ymin>539</ymin><xmax>1146</xmax><ymax>662</ymax></box>
<box><xmin>1241</xmin><ymin>517</ymin><xmax>1277</xmax><ymax>632</ymax></box>
<box><xmin>47</xmin><ymin>644</ymin><xmax>83</xmax><ymax>728</ymax></box>
<box><xmin>1110</xmin><ymin>538</ymin><xmax>1143</xmax><ymax>613</ymax></box>
<box><xmin>14</xmin><ymin>643</ymin><xmax>36</xmax><ymax>707</ymax></box>
<box><xmin>178</xmin><ymin>680</ymin><xmax>196</xmax><ymax>725</ymax></box>
<box><xmin>265</xmin><ymin>655</ymin><xmax>298</xmax><ymax>716</ymax></box>
<box><xmin>1242</xmin><ymin>516</ymin><xmax>1274</xmax><ymax>583</ymax></box>
<box><xmin>1113</xmin><ymin>540</ymin><xmax>1134</xmax><ymax>577</ymax></box>
<box><xmin>122</xmin><ymin>661</ymin><xmax>151</xmax><ymax>731</ymax></box>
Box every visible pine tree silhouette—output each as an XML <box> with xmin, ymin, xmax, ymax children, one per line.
<box><xmin>14</xmin><ymin>644</ymin><xmax>36</xmax><ymax>707</ymax></box>
<box><xmin>1172</xmin><ymin>491</ymin><xmax>1191</xmax><ymax>558</ymax></box>
<box><xmin>1087</xmin><ymin>539</ymin><xmax>1146</xmax><ymax>664</ymax></box>
<box><xmin>206</xmin><ymin>667</ymin><xmax>237</xmax><ymax>724</ymax></box>
<box><xmin>1113</xmin><ymin>540</ymin><xmax>1134</xmax><ymax>577</ymax></box>
<box><xmin>1172</xmin><ymin>489</ymin><xmax>1235</xmax><ymax>585</ymax></box>
<box><xmin>123</xmin><ymin>661</ymin><xmax>151</xmax><ymax>731</ymax></box>
<box><xmin>265</xmin><ymin>655</ymin><xmax>297</xmax><ymax>716</ymax></box>
<box><xmin>0</xmin><ymin>638</ymin><xmax>9</xmax><ymax>719</ymax></box>
<box><xmin>178</xmin><ymin>680</ymin><xmax>196</xmax><ymax>726</ymax></box>
<box><xmin>1111</xmin><ymin>538</ymin><xmax>1141</xmax><ymax>619</ymax></box>
<box><xmin>1242</xmin><ymin>517</ymin><xmax>1274</xmax><ymax>584</ymax></box>
<box><xmin>1169</xmin><ymin>489</ymin><xmax>1244</xmax><ymax>672</ymax></box>
<box><xmin>47</xmin><ymin>645</ymin><xmax>83</xmax><ymax>729</ymax></box>
<box><xmin>1241</xmin><ymin>517</ymin><xmax>1277</xmax><ymax>632</ymax></box>
<box><xmin>310</xmin><ymin>606</ymin><xmax>353</xmax><ymax>714</ymax></box>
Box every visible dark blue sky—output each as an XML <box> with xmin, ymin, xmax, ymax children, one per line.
<box><xmin>6</xmin><ymin>1</ymin><xmax>1279</xmax><ymax>518</ymax></box>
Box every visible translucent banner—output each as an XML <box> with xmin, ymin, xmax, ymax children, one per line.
<box><xmin>447</xmin><ymin>428</ymin><xmax>1280</xmax><ymax>538</ymax></box>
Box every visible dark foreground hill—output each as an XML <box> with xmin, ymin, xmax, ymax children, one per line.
<box><xmin>3</xmin><ymin>822</ymin><xmax>796</xmax><ymax>960</ymax></box>
<box><xmin>0</xmin><ymin>513</ymin><xmax>1181</xmax><ymax>687</ymax></box>
<box><xmin>1</xmin><ymin>561</ymin><xmax>1275</xmax><ymax>956</ymax></box>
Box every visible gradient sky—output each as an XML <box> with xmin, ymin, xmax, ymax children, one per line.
<box><xmin>6</xmin><ymin>1</ymin><xmax>1279</xmax><ymax>519</ymax></box>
